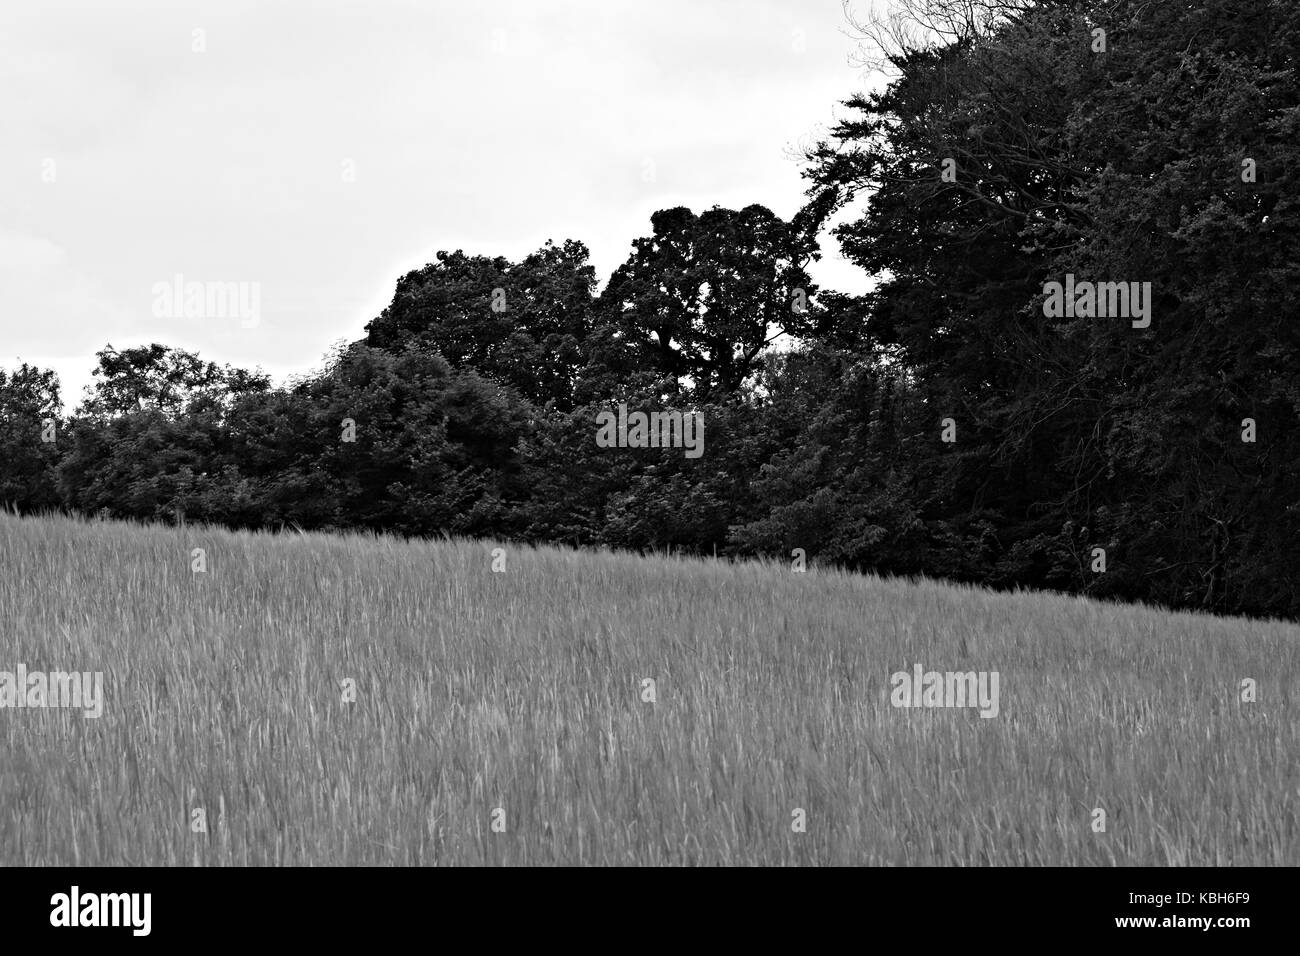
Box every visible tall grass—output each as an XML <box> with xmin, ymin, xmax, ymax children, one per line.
<box><xmin>1</xmin><ymin>511</ymin><xmax>1296</xmax><ymax>864</ymax></box>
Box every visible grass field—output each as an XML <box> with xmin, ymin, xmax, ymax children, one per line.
<box><xmin>1</xmin><ymin>510</ymin><xmax>1297</xmax><ymax>865</ymax></box>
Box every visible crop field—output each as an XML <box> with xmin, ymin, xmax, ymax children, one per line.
<box><xmin>1</xmin><ymin>511</ymin><xmax>1297</xmax><ymax>865</ymax></box>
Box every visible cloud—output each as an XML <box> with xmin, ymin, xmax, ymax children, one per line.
<box><xmin>0</xmin><ymin>229</ymin><xmax>66</xmax><ymax>269</ymax></box>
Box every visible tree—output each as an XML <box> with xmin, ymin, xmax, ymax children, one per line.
<box><xmin>77</xmin><ymin>343</ymin><xmax>270</xmax><ymax>419</ymax></box>
<box><xmin>803</xmin><ymin>0</ymin><xmax>1300</xmax><ymax>615</ymax></box>
<box><xmin>0</xmin><ymin>363</ymin><xmax>63</xmax><ymax>513</ymax></box>
<box><xmin>364</xmin><ymin>240</ymin><xmax>599</xmax><ymax>411</ymax></box>
<box><xmin>599</xmin><ymin>205</ymin><xmax>823</xmax><ymax>400</ymax></box>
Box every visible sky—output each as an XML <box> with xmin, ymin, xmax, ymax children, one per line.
<box><xmin>1</xmin><ymin>0</ymin><xmax>884</xmax><ymax>407</ymax></box>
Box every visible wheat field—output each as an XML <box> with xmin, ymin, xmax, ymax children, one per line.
<box><xmin>1</xmin><ymin>510</ymin><xmax>1296</xmax><ymax>865</ymax></box>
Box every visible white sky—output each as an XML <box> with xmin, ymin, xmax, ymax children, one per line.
<box><xmin>1</xmin><ymin>0</ymin><xmax>882</xmax><ymax>407</ymax></box>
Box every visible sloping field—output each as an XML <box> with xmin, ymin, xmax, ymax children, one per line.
<box><xmin>1</xmin><ymin>511</ymin><xmax>1296</xmax><ymax>865</ymax></box>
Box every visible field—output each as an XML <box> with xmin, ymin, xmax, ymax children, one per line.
<box><xmin>1</xmin><ymin>510</ymin><xmax>1297</xmax><ymax>865</ymax></box>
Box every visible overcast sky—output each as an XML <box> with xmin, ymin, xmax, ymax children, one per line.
<box><xmin>2</xmin><ymin>0</ymin><xmax>882</xmax><ymax>406</ymax></box>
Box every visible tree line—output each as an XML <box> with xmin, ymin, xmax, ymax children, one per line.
<box><xmin>4</xmin><ymin>0</ymin><xmax>1298</xmax><ymax>619</ymax></box>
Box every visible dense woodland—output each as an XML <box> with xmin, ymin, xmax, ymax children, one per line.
<box><xmin>4</xmin><ymin>0</ymin><xmax>1298</xmax><ymax>618</ymax></box>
